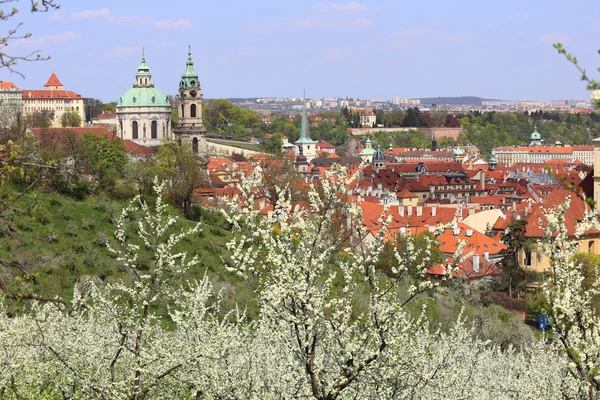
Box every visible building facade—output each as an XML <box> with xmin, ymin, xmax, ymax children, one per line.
<box><xmin>116</xmin><ymin>51</ymin><xmax>172</xmax><ymax>147</ymax></box>
<box><xmin>0</xmin><ymin>81</ymin><xmax>22</xmax><ymax>129</ymax></box>
<box><xmin>174</xmin><ymin>47</ymin><xmax>206</xmax><ymax>155</ymax></box>
<box><xmin>21</xmin><ymin>73</ymin><xmax>84</xmax><ymax>128</ymax></box>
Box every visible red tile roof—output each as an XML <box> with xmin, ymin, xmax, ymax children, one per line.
<box><xmin>44</xmin><ymin>73</ymin><xmax>63</xmax><ymax>87</ymax></box>
<box><xmin>437</xmin><ymin>223</ymin><xmax>507</xmax><ymax>256</ymax></box>
<box><xmin>0</xmin><ymin>81</ymin><xmax>19</xmax><ymax>90</ymax></box>
<box><xmin>23</xmin><ymin>89</ymin><xmax>82</xmax><ymax>100</ymax></box>
<box><xmin>427</xmin><ymin>255</ymin><xmax>502</xmax><ymax>280</ymax></box>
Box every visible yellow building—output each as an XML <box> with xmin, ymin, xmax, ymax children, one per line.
<box><xmin>21</xmin><ymin>73</ymin><xmax>85</xmax><ymax>128</ymax></box>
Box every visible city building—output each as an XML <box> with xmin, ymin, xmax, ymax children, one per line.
<box><xmin>21</xmin><ymin>73</ymin><xmax>84</xmax><ymax>128</ymax></box>
<box><xmin>116</xmin><ymin>50</ymin><xmax>172</xmax><ymax>147</ymax></box>
<box><xmin>92</xmin><ymin>111</ymin><xmax>117</xmax><ymax>131</ymax></box>
<box><xmin>0</xmin><ymin>81</ymin><xmax>22</xmax><ymax>129</ymax></box>
<box><xmin>174</xmin><ymin>47</ymin><xmax>207</xmax><ymax>155</ymax></box>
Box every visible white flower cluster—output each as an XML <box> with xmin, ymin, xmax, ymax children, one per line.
<box><xmin>0</xmin><ymin>172</ymin><xmax>592</xmax><ymax>398</ymax></box>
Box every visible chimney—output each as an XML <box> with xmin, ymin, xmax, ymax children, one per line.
<box><xmin>399</xmin><ymin>205</ymin><xmax>405</xmax><ymax>217</ymax></box>
<box><xmin>429</xmin><ymin>225</ymin><xmax>435</xmax><ymax>233</ymax></box>
<box><xmin>432</xmin><ymin>205</ymin><xmax>437</xmax><ymax>217</ymax></box>
<box><xmin>469</xmin><ymin>208</ymin><xmax>475</xmax><ymax>216</ymax></box>
<box><xmin>512</xmin><ymin>202</ymin><xmax>516</xmax><ymax>212</ymax></box>
<box><xmin>466</xmin><ymin>229</ymin><xmax>473</xmax><ymax>237</ymax></box>
<box><xmin>484</xmin><ymin>251</ymin><xmax>489</xmax><ymax>261</ymax></box>
<box><xmin>453</xmin><ymin>227</ymin><xmax>460</xmax><ymax>236</ymax></box>
<box><xmin>407</xmin><ymin>206</ymin><xmax>413</xmax><ymax>216</ymax></box>
<box><xmin>400</xmin><ymin>227</ymin><xmax>406</xmax><ymax>236</ymax></box>
<box><xmin>473</xmin><ymin>254</ymin><xmax>480</xmax><ymax>273</ymax></box>
<box><xmin>416</xmin><ymin>206</ymin><xmax>422</xmax><ymax>216</ymax></box>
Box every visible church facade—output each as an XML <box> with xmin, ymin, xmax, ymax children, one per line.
<box><xmin>116</xmin><ymin>48</ymin><xmax>206</xmax><ymax>155</ymax></box>
<box><xmin>116</xmin><ymin>50</ymin><xmax>172</xmax><ymax>147</ymax></box>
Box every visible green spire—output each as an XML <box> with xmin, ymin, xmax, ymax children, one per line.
<box><xmin>295</xmin><ymin>90</ymin><xmax>315</xmax><ymax>144</ymax></box>
<box><xmin>136</xmin><ymin>47</ymin><xmax>151</xmax><ymax>77</ymax></box>
<box><xmin>182</xmin><ymin>45</ymin><xmax>198</xmax><ymax>78</ymax></box>
<box><xmin>300</xmin><ymin>90</ymin><xmax>309</xmax><ymax>140</ymax></box>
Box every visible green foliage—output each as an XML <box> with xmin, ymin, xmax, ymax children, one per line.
<box><xmin>80</xmin><ymin>134</ymin><xmax>128</xmax><ymax>184</ymax></box>
<box><xmin>23</xmin><ymin>110</ymin><xmax>54</xmax><ymax>128</ymax></box>
<box><xmin>458</xmin><ymin>110</ymin><xmax>599</xmax><ymax>159</ymax></box>
<box><xmin>203</xmin><ymin>99</ymin><xmax>262</xmax><ymax>138</ymax></box>
<box><xmin>499</xmin><ymin>219</ymin><xmax>534</xmax><ymax>297</ymax></box>
<box><xmin>60</xmin><ymin>109</ymin><xmax>81</xmax><ymax>127</ymax></box>
<box><xmin>265</xmin><ymin>134</ymin><xmax>283</xmax><ymax>155</ymax></box>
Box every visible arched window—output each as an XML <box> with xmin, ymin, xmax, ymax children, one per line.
<box><xmin>132</xmin><ymin>121</ymin><xmax>138</xmax><ymax>139</ymax></box>
<box><xmin>181</xmin><ymin>104</ymin><xmax>184</xmax><ymax>118</ymax></box>
<box><xmin>191</xmin><ymin>104</ymin><xmax>197</xmax><ymax>118</ymax></box>
<box><xmin>192</xmin><ymin>137</ymin><xmax>198</xmax><ymax>154</ymax></box>
<box><xmin>151</xmin><ymin>120</ymin><xmax>157</xmax><ymax>139</ymax></box>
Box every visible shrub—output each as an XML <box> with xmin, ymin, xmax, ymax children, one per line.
<box><xmin>66</xmin><ymin>221</ymin><xmax>79</xmax><ymax>237</ymax></box>
<box><xmin>94</xmin><ymin>232</ymin><xmax>108</xmax><ymax>247</ymax></box>
<box><xmin>33</xmin><ymin>207</ymin><xmax>51</xmax><ymax>225</ymax></box>
<box><xmin>81</xmin><ymin>217</ymin><xmax>95</xmax><ymax>231</ymax></box>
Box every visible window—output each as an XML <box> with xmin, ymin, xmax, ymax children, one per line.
<box><xmin>589</xmin><ymin>241</ymin><xmax>595</xmax><ymax>253</ymax></box>
<box><xmin>525</xmin><ymin>250</ymin><xmax>532</xmax><ymax>267</ymax></box>
<box><xmin>151</xmin><ymin>120</ymin><xmax>157</xmax><ymax>139</ymax></box>
<box><xmin>191</xmin><ymin>104</ymin><xmax>197</xmax><ymax>118</ymax></box>
<box><xmin>132</xmin><ymin>121</ymin><xmax>138</xmax><ymax>139</ymax></box>
<box><xmin>181</xmin><ymin>104</ymin><xmax>184</xmax><ymax>118</ymax></box>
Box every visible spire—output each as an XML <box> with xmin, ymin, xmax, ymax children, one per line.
<box><xmin>142</xmin><ymin>46</ymin><xmax>145</xmax><ymax>63</ymax></box>
<box><xmin>181</xmin><ymin>45</ymin><xmax>198</xmax><ymax>80</ymax></box>
<box><xmin>300</xmin><ymin>89</ymin><xmax>309</xmax><ymax>140</ymax></box>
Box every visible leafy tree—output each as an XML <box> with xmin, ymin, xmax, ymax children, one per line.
<box><xmin>83</xmin><ymin>98</ymin><xmax>105</xmax><ymax>122</ymax></box>
<box><xmin>60</xmin><ymin>108</ymin><xmax>81</xmax><ymax>127</ymax></box>
<box><xmin>264</xmin><ymin>134</ymin><xmax>283</xmax><ymax>155</ymax></box>
<box><xmin>499</xmin><ymin>219</ymin><xmax>533</xmax><ymax>298</ymax></box>
<box><xmin>80</xmin><ymin>133</ymin><xmax>128</xmax><ymax>184</ymax></box>
<box><xmin>23</xmin><ymin>109</ymin><xmax>54</xmax><ymax>128</ymax></box>
<box><xmin>155</xmin><ymin>140</ymin><xmax>207</xmax><ymax>213</ymax></box>
<box><xmin>402</xmin><ymin>107</ymin><xmax>424</xmax><ymax>127</ymax></box>
<box><xmin>104</xmin><ymin>103</ymin><xmax>116</xmax><ymax>113</ymax></box>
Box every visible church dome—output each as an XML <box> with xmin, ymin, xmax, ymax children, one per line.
<box><xmin>373</xmin><ymin>145</ymin><xmax>386</xmax><ymax>162</ymax></box>
<box><xmin>118</xmin><ymin>86</ymin><xmax>170</xmax><ymax>108</ymax></box>
<box><xmin>117</xmin><ymin>50</ymin><xmax>171</xmax><ymax>108</ymax></box>
<box><xmin>530</xmin><ymin>125</ymin><xmax>541</xmax><ymax>140</ymax></box>
<box><xmin>454</xmin><ymin>147</ymin><xmax>464</xmax><ymax>157</ymax></box>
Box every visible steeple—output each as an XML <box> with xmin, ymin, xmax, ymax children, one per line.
<box><xmin>180</xmin><ymin>45</ymin><xmax>199</xmax><ymax>89</ymax></box>
<box><xmin>489</xmin><ymin>150</ymin><xmax>497</xmax><ymax>171</ymax></box>
<box><xmin>135</xmin><ymin>47</ymin><xmax>152</xmax><ymax>87</ymax></box>
<box><xmin>300</xmin><ymin>89</ymin><xmax>310</xmax><ymax>141</ymax></box>
<box><xmin>431</xmin><ymin>131</ymin><xmax>439</xmax><ymax>151</ymax></box>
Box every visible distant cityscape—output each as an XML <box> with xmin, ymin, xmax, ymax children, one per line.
<box><xmin>231</xmin><ymin>96</ymin><xmax>594</xmax><ymax>115</ymax></box>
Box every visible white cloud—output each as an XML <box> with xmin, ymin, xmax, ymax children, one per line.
<box><xmin>154</xmin><ymin>19</ymin><xmax>193</xmax><ymax>30</ymax></box>
<box><xmin>70</xmin><ymin>8</ymin><xmax>110</xmax><ymax>19</ymax></box>
<box><xmin>14</xmin><ymin>31</ymin><xmax>80</xmax><ymax>47</ymax></box>
<box><xmin>105</xmin><ymin>45</ymin><xmax>138</xmax><ymax>59</ymax></box>
<box><xmin>539</xmin><ymin>33</ymin><xmax>568</xmax><ymax>44</ymax></box>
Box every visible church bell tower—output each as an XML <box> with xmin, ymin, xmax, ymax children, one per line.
<box><xmin>174</xmin><ymin>46</ymin><xmax>206</xmax><ymax>155</ymax></box>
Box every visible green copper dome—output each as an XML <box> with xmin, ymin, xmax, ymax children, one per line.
<box><xmin>530</xmin><ymin>125</ymin><xmax>541</xmax><ymax>140</ymax></box>
<box><xmin>118</xmin><ymin>50</ymin><xmax>171</xmax><ymax>108</ymax></box>
<box><xmin>118</xmin><ymin>87</ymin><xmax>170</xmax><ymax>108</ymax></box>
<box><xmin>454</xmin><ymin>147</ymin><xmax>464</xmax><ymax>156</ymax></box>
<box><xmin>373</xmin><ymin>145</ymin><xmax>386</xmax><ymax>162</ymax></box>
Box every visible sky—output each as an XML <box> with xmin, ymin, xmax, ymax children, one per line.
<box><xmin>3</xmin><ymin>0</ymin><xmax>600</xmax><ymax>102</ymax></box>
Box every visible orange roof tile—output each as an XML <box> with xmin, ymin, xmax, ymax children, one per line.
<box><xmin>44</xmin><ymin>72</ymin><xmax>63</xmax><ymax>87</ymax></box>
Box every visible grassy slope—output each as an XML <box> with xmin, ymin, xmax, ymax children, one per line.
<box><xmin>1</xmin><ymin>189</ymin><xmax>256</xmax><ymax>316</ymax></box>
